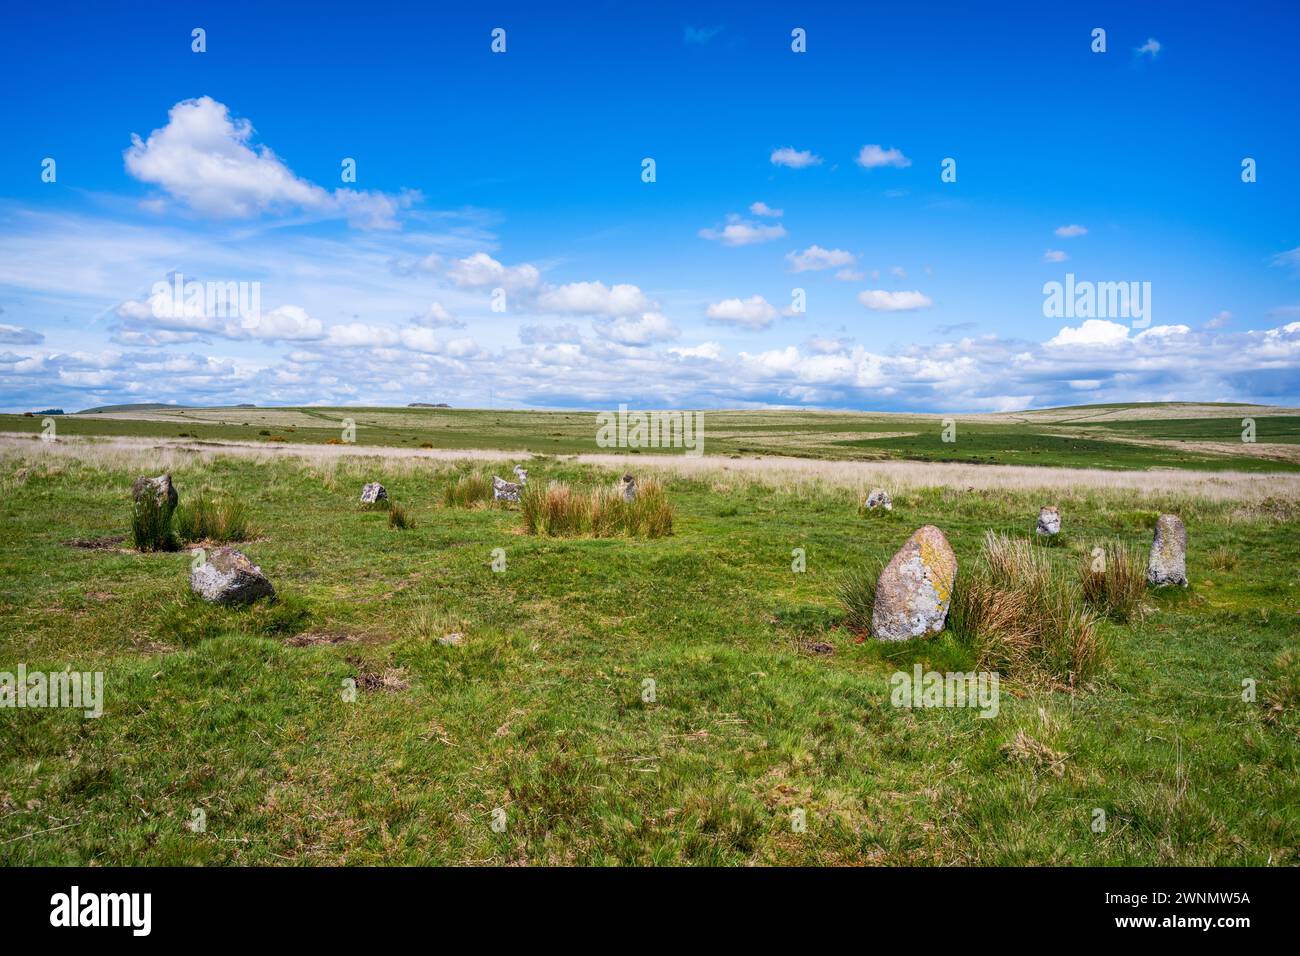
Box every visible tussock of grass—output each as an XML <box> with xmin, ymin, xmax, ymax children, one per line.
<box><xmin>1208</xmin><ymin>545</ymin><xmax>1239</xmax><ymax>571</ymax></box>
<box><xmin>521</xmin><ymin>478</ymin><xmax>673</xmax><ymax>537</ymax></box>
<box><xmin>1080</xmin><ymin>540</ymin><xmax>1146</xmax><ymax>622</ymax></box>
<box><xmin>129</xmin><ymin>492</ymin><xmax>178</xmax><ymax>552</ymax></box>
<box><xmin>836</xmin><ymin>561</ymin><xmax>882</xmax><ymax>635</ymax></box>
<box><xmin>950</xmin><ymin>532</ymin><xmax>1105</xmax><ymax>685</ymax></box>
<box><xmin>387</xmin><ymin>502</ymin><xmax>414</xmax><ymax>529</ymax></box>
<box><xmin>174</xmin><ymin>493</ymin><xmax>254</xmax><ymax>544</ymax></box>
<box><xmin>1264</xmin><ymin>649</ymin><xmax>1300</xmax><ymax>714</ymax></box>
<box><xmin>441</xmin><ymin>472</ymin><xmax>493</xmax><ymax>508</ymax></box>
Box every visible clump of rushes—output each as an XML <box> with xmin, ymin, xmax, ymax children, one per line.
<box><xmin>441</xmin><ymin>472</ymin><xmax>493</xmax><ymax>508</ymax></box>
<box><xmin>950</xmin><ymin>531</ymin><xmax>1105</xmax><ymax>685</ymax></box>
<box><xmin>388</xmin><ymin>502</ymin><xmax>414</xmax><ymax>529</ymax></box>
<box><xmin>835</xmin><ymin>561</ymin><xmax>883</xmax><ymax>635</ymax></box>
<box><xmin>130</xmin><ymin>492</ymin><xmax>178</xmax><ymax>552</ymax></box>
<box><xmin>1208</xmin><ymin>545</ymin><xmax>1238</xmax><ymax>571</ymax></box>
<box><xmin>1264</xmin><ymin>649</ymin><xmax>1300</xmax><ymax>715</ymax></box>
<box><xmin>1079</xmin><ymin>539</ymin><xmax>1146</xmax><ymax>622</ymax></box>
<box><xmin>174</xmin><ymin>493</ymin><xmax>254</xmax><ymax>544</ymax></box>
<box><xmin>521</xmin><ymin>477</ymin><xmax>673</xmax><ymax>538</ymax></box>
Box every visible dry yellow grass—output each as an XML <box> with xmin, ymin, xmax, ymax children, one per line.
<box><xmin>5</xmin><ymin>432</ymin><xmax>1298</xmax><ymax>503</ymax></box>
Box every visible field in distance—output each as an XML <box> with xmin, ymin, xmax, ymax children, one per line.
<box><xmin>3</xmin><ymin>401</ymin><xmax>1299</xmax><ymax>472</ymax></box>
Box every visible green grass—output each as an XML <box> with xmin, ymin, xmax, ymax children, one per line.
<box><xmin>1</xmin><ymin>448</ymin><xmax>1297</xmax><ymax>865</ymax></box>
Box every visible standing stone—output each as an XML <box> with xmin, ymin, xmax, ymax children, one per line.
<box><xmin>360</xmin><ymin>482</ymin><xmax>387</xmax><ymax>504</ymax></box>
<box><xmin>865</xmin><ymin>488</ymin><xmax>892</xmax><ymax>511</ymax></box>
<box><xmin>512</xmin><ymin>465</ymin><xmax>529</xmax><ymax>484</ymax></box>
<box><xmin>493</xmin><ymin>476</ymin><xmax>522</xmax><ymax>502</ymax></box>
<box><xmin>191</xmin><ymin>547</ymin><xmax>275</xmax><ymax>605</ymax></box>
<box><xmin>871</xmin><ymin>525</ymin><xmax>958</xmax><ymax>641</ymax></box>
<box><xmin>132</xmin><ymin>473</ymin><xmax>178</xmax><ymax>512</ymax></box>
<box><xmin>1036</xmin><ymin>505</ymin><xmax>1061</xmax><ymax>536</ymax></box>
<box><xmin>619</xmin><ymin>473</ymin><xmax>638</xmax><ymax>502</ymax></box>
<box><xmin>1146</xmin><ymin>514</ymin><xmax>1188</xmax><ymax>587</ymax></box>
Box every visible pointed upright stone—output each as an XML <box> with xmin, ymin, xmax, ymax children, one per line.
<box><xmin>1146</xmin><ymin>514</ymin><xmax>1188</xmax><ymax>587</ymax></box>
<box><xmin>871</xmin><ymin>525</ymin><xmax>957</xmax><ymax>641</ymax></box>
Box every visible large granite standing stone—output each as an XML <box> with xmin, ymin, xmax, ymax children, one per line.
<box><xmin>132</xmin><ymin>474</ymin><xmax>178</xmax><ymax>512</ymax></box>
<box><xmin>191</xmin><ymin>547</ymin><xmax>275</xmax><ymax>605</ymax></box>
<box><xmin>359</xmin><ymin>482</ymin><xmax>387</xmax><ymax>504</ymax></box>
<box><xmin>865</xmin><ymin>488</ymin><xmax>893</xmax><ymax>511</ymax></box>
<box><xmin>1146</xmin><ymin>514</ymin><xmax>1188</xmax><ymax>588</ymax></box>
<box><xmin>1036</xmin><ymin>505</ymin><xmax>1061</xmax><ymax>536</ymax></box>
<box><xmin>871</xmin><ymin>525</ymin><xmax>958</xmax><ymax>641</ymax></box>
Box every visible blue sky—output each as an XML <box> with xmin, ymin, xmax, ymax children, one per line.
<box><xmin>1</xmin><ymin>0</ymin><xmax>1298</xmax><ymax>412</ymax></box>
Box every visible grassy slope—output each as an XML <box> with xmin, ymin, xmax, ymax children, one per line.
<box><xmin>1</xmin><ymin>450</ymin><xmax>1296</xmax><ymax>865</ymax></box>
<box><xmin>2</xmin><ymin>404</ymin><xmax>1298</xmax><ymax>471</ymax></box>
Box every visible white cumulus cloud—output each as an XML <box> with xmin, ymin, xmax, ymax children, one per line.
<box><xmin>124</xmin><ymin>97</ymin><xmax>415</xmax><ymax>228</ymax></box>
<box><xmin>786</xmin><ymin>245</ymin><xmax>856</xmax><ymax>273</ymax></box>
<box><xmin>706</xmin><ymin>295</ymin><xmax>779</xmax><ymax>330</ymax></box>
<box><xmin>445</xmin><ymin>252</ymin><xmax>541</xmax><ymax>291</ymax></box>
<box><xmin>537</xmin><ymin>281</ymin><xmax>653</xmax><ymax>317</ymax></box>
<box><xmin>855</xmin><ymin>145</ymin><xmax>911</xmax><ymax>169</ymax></box>
<box><xmin>857</xmin><ymin>289</ymin><xmax>932</xmax><ymax>311</ymax></box>
<box><xmin>699</xmin><ymin>216</ymin><xmax>787</xmax><ymax>247</ymax></box>
<box><xmin>770</xmin><ymin>148</ymin><xmax>822</xmax><ymax>169</ymax></box>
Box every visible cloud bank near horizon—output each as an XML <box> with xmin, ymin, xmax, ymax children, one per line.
<box><xmin>3</xmin><ymin>88</ymin><xmax>1299</xmax><ymax>415</ymax></box>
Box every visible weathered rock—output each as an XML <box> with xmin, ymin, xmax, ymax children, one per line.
<box><xmin>619</xmin><ymin>473</ymin><xmax>638</xmax><ymax>502</ymax></box>
<box><xmin>1036</xmin><ymin>505</ymin><xmax>1061</xmax><ymax>536</ymax></box>
<box><xmin>493</xmin><ymin>476</ymin><xmax>522</xmax><ymax>502</ymax></box>
<box><xmin>132</xmin><ymin>474</ymin><xmax>178</xmax><ymax>511</ymax></box>
<box><xmin>1146</xmin><ymin>514</ymin><xmax>1188</xmax><ymax>587</ymax></box>
<box><xmin>359</xmin><ymin>482</ymin><xmax>387</xmax><ymax>504</ymax></box>
<box><xmin>190</xmin><ymin>547</ymin><xmax>275</xmax><ymax>605</ymax></box>
<box><xmin>493</xmin><ymin>465</ymin><xmax>528</xmax><ymax>502</ymax></box>
<box><xmin>865</xmin><ymin>488</ymin><xmax>892</xmax><ymax>511</ymax></box>
<box><xmin>871</xmin><ymin>525</ymin><xmax>958</xmax><ymax>641</ymax></box>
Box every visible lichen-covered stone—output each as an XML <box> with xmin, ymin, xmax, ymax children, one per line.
<box><xmin>132</xmin><ymin>473</ymin><xmax>178</xmax><ymax>511</ymax></box>
<box><xmin>359</xmin><ymin>482</ymin><xmax>387</xmax><ymax>504</ymax></box>
<box><xmin>619</xmin><ymin>473</ymin><xmax>638</xmax><ymax>502</ymax></box>
<box><xmin>1036</xmin><ymin>505</ymin><xmax>1060</xmax><ymax>536</ymax></box>
<box><xmin>1146</xmin><ymin>514</ymin><xmax>1188</xmax><ymax>587</ymax></box>
<box><xmin>190</xmin><ymin>547</ymin><xmax>275</xmax><ymax>605</ymax></box>
<box><xmin>493</xmin><ymin>476</ymin><xmax>522</xmax><ymax>502</ymax></box>
<box><xmin>871</xmin><ymin>525</ymin><xmax>958</xmax><ymax>641</ymax></box>
<box><xmin>865</xmin><ymin>488</ymin><xmax>892</xmax><ymax>511</ymax></box>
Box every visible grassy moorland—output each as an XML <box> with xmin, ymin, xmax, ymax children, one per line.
<box><xmin>2</xmin><ymin>401</ymin><xmax>1298</xmax><ymax>471</ymax></box>
<box><xmin>0</xmin><ymin>435</ymin><xmax>1297</xmax><ymax>865</ymax></box>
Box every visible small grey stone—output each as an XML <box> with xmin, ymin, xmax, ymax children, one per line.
<box><xmin>865</xmin><ymin>488</ymin><xmax>892</xmax><ymax>511</ymax></box>
<box><xmin>619</xmin><ymin>473</ymin><xmax>638</xmax><ymax>502</ymax></box>
<box><xmin>190</xmin><ymin>547</ymin><xmax>275</xmax><ymax>605</ymax></box>
<box><xmin>1146</xmin><ymin>514</ymin><xmax>1188</xmax><ymax>587</ymax></box>
<box><xmin>1036</xmin><ymin>505</ymin><xmax>1061</xmax><ymax>536</ymax></box>
<box><xmin>360</xmin><ymin>482</ymin><xmax>387</xmax><ymax>504</ymax></box>
<box><xmin>492</xmin><ymin>476</ymin><xmax>522</xmax><ymax>502</ymax></box>
<box><xmin>132</xmin><ymin>473</ymin><xmax>178</xmax><ymax>511</ymax></box>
